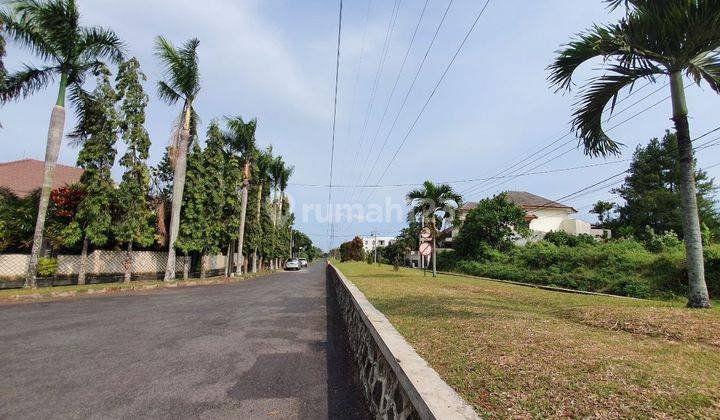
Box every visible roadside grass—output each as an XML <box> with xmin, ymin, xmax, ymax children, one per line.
<box><xmin>334</xmin><ymin>261</ymin><xmax>720</xmax><ymax>418</ymax></box>
<box><xmin>0</xmin><ymin>270</ymin><xmax>275</xmax><ymax>300</ymax></box>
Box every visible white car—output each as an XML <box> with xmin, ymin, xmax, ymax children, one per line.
<box><xmin>284</xmin><ymin>258</ymin><xmax>300</xmax><ymax>271</ymax></box>
<box><xmin>298</xmin><ymin>258</ymin><xmax>308</xmax><ymax>268</ymax></box>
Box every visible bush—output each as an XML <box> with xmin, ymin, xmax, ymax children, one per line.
<box><xmin>543</xmin><ymin>230</ymin><xmax>596</xmax><ymax>247</ymax></box>
<box><xmin>37</xmin><ymin>257</ymin><xmax>57</xmax><ymax>277</ymax></box>
<box><xmin>644</xmin><ymin>226</ymin><xmax>682</xmax><ymax>252</ymax></box>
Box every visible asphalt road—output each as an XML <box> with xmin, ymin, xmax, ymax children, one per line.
<box><xmin>0</xmin><ymin>262</ymin><xmax>370</xmax><ymax>419</ymax></box>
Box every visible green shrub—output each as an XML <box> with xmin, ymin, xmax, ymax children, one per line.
<box><xmin>644</xmin><ymin>226</ymin><xmax>682</xmax><ymax>252</ymax></box>
<box><xmin>37</xmin><ymin>257</ymin><xmax>57</xmax><ymax>277</ymax></box>
<box><xmin>543</xmin><ymin>230</ymin><xmax>596</xmax><ymax>247</ymax></box>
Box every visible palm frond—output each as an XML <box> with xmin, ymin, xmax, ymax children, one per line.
<box><xmin>78</xmin><ymin>26</ymin><xmax>125</xmax><ymax>64</ymax></box>
<box><xmin>687</xmin><ymin>52</ymin><xmax>720</xmax><ymax>94</ymax></box>
<box><xmin>548</xmin><ymin>24</ymin><xmax>628</xmax><ymax>91</ymax></box>
<box><xmin>0</xmin><ymin>7</ymin><xmax>55</xmax><ymax>61</ymax></box>
<box><xmin>572</xmin><ymin>65</ymin><xmax>659</xmax><ymax>157</ymax></box>
<box><xmin>0</xmin><ymin>64</ymin><xmax>55</xmax><ymax>102</ymax></box>
<box><xmin>156</xmin><ymin>80</ymin><xmax>181</xmax><ymax>105</ymax></box>
<box><xmin>154</xmin><ymin>36</ymin><xmax>200</xmax><ymax>100</ymax></box>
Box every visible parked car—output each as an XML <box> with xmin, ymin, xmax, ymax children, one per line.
<box><xmin>284</xmin><ymin>258</ymin><xmax>301</xmax><ymax>271</ymax></box>
<box><xmin>298</xmin><ymin>258</ymin><xmax>308</xmax><ymax>268</ymax></box>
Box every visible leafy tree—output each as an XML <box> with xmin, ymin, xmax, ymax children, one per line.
<box><xmin>223</xmin><ymin>116</ymin><xmax>257</xmax><ymax>274</ymax></box>
<box><xmin>68</xmin><ymin>66</ymin><xmax>119</xmax><ymax>285</ymax></box>
<box><xmin>175</xmin><ymin>123</ymin><xmax>226</xmax><ymax>279</ymax></box>
<box><xmin>114</xmin><ymin>58</ymin><xmax>155</xmax><ymax>283</ymax></box>
<box><xmin>406</xmin><ymin>181</ymin><xmax>463</xmax><ymax>276</ymax></box>
<box><xmin>150</xmin><ymin>150</ymin><xmax>174</xmax><ymax>248</ymax></box>
<box><xmin>590</xmin><ymin>200</ymin><xmax>616</xmax><ymax>226</ymax></box>
<box><xmin>154</xmin><ymin>36</ymin><xmax>201</xmax><ymax>282</ymax></box>
<box><xmin>455</xmin><ymin>193</ymin><xmax>529</xmax><ymax>259</ymax></box>
<box><xmin>248</xmin><ymin>147</ymin><xmax>273</xmax><ymax>272</ymax></box>
<box><xmin>340</xmin><ymin>236</ymin><xmax>364</xmax><ymax>262</ymax></box>
<box><xmin>612</xmin><ymin>132</ymin><xmax>720</xmax><ymax>240</ymax></box>
<box><xmin>0</xmin><ymin>0</ymin><xmax>124</xmax><ymax>288</ymax></box>
<box><xmin>0</xmin><ymin>188</ymin><xmax>40</xmax><ymax>252</ymax></box>
<box><xmin>548</xmin><ymin>0</ymin><xmax>720</xmax><ymax>307</ymax></box>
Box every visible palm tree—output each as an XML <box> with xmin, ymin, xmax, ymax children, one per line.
<box><xmin>270</xmin><ymin>156</ymin><xmax>284</xmax><ymax>227</ymax></box>
<box><xmin>252</xmin><ymin>148</ymin><xmax>273</xmax><ymax>272</ymax></box>
<box><xmin>279</xmin><ymin>163</ymin><xmax>294</xmax><ymax>222</ymax></box>
<box><xmin>154</xmin><ymin>36</ymin><xmax>200</xmax><ymax>282</ymax></box>
<box><xmin>406</xmin><ymin>181</ymin><xmax>463</xmax><ymax>277</ymax></box>
<box><xmin>548</xmin><ymin>0</ymin><xmax>720</xmax><ymax>308</ymax></box>
<box><xmin>0</xmin><ymin>0</ymin><xmax>124</xmax><ymax>288</ymax></box>
<box><xmin>224</xmin><ymin>116</ymin><xmax>257</xmax><ymax>275</ymax></box>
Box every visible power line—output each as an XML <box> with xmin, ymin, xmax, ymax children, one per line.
<box><xmin>363</xmin><ymin>0</ymin><xmax>493</xmax><ymax>204</ymax></box>
<box><xmin>327</xmin><ymin>0</ymin><xmax>344</xmax><ymax>251</ymax></box>
<box><xmin>344</xmin><ymin>0</ymin><xmax>403</xmax><ymax>205</ymax></box>
<box><xmin>354</xmin><ymin>0</ymin><xmax>431</xmax><ymax>195</ymax></box>
<box><xmin>461</xmin><ymin>88</ymin><xmax>677</xmax><ymax>198</ymax></box>
<box><xmin>460</xmin><ymin>84</ymin><xmax>674</xmax><ymax>197</ymax></box>
<box><xmin>289</xmin><ymin>159</ymin><xmax>629</xmax><ymax>188</ymax></box>
<box><xmin>347</xmin><ymin>0</ymin><xmax>456</xmax><ymax>204</ymax></box>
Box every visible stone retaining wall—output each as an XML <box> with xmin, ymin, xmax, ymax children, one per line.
<box><xmin>327</xmin><ymin>264</ymin><xmax>479</xmax><ymax>420</ymax></box>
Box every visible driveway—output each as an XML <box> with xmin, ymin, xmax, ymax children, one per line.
<box><xmin>0</xmin><ymin>262</ymin><xmax>369</xmax><ymax>419</ymax></box>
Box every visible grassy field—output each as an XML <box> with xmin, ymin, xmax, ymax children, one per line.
<box><xmin>335</xmin><ymin>261</ymin><xmax>720</xmax><ymax>418</ymax></box>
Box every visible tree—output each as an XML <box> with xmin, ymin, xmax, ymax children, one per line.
<box><xmin>0</xmin><ymin>188</ymin><xmax>40</xmax><ymax>252</ymax></box>
<box><xmin>591</xmin><ymin>200</ymin><xmax>616</xmax><ymax>226</ymax></box>
<box><xmin>340</xmin><ymin>236</ymin><xmax>364</xmax><ymax>262</ymax></box>
<box><xmin>455</xmin><ymin>193</ymin><xmax>529</xmax><ymax>259</ymax></box>
<box><xmin>223</xmin><ymin>116</ymin><xmax>257</xmax><ymax>275</ymax></box>
<box><xmin>279</xmin><ymin>163</ymin><xmax>294</xmax><ymax>224</ymax></box>
<box><xmin>249</xmin><ymin>148</ymin><xmax>273</xmax><ymax>272</ymax></box>
<box><xmin>175</xmin><ymin>123</ymin><xmax>227</xmax><ymax>279</ymax></box>
<box><xmin>548</xmin><ymin>0</ymin><xmax>720</xmax><ymax>307</ymax></box>
<box><xmin>154</xmin><ymin>36</ymin><xmax>201</xmax><ymax>282</ymax></box>
<box><xmin>611</xmin><ymin>131</ymin><xmax>720</xmax><ymax>239</ymax></box>
<box><xmin>406</xmin><ymin>181</ymin><xmax>463</xmax><ymax>277</ymax></box>
<box><xmin>0</xmin><ymin>0</ymin><xmax>124</xmax><ymax>288</ymax></box>
<box><xmin>69</xmin><ymin>66</ymin><xmax>119</xmax><ymax>285</ymax></box>
<box><xmin>114</xmin><ymin>58</ymin><xmax>155</xmax><ymax>283</ymax></box>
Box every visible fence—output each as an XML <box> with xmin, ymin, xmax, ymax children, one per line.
<box><xmin>0</xmin><ymin>251</ymin><xmax>226</xmax><ymax>288</ymax></box>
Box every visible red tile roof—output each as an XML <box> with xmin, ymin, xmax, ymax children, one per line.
<box><xmin>460</xmin><ymin>191</ymin><xmax>577</xmax><ymax>213</ymax></box>
<box><xmin>0</xmin><ymin>159</ymin><xmax>83</xmax><ymax>198</ymax></box>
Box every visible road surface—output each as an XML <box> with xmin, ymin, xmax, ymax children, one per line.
<box><xmin>0</xmin><ymin>262</ymin><xmax>369</xmax><ymax>419</ymax></box>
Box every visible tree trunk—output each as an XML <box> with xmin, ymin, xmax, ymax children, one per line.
<box><xmin>236</xmin><ymin>171</ymin><xmax>250</xmax><ymax>275</ymax></box>
<box><xmin>25</xmin><ymin>102</ymin><xmax>66</xmax><ymax>288</ymax></box>
<box><xmin>225</xmin><ymin>242</ymin><xmax>232</xmax><ymax>277</ymax></box>
<box><xmin>670</xmin><ymin>72</ymin><xmax>711</xmax><ymax>308</ymax></box>
<box><xmin>124</xmin><ymin>242</ymin><xmax>133</xmax><ymax>284</ymax></box>
<box><xmin>252</xmin><ymin>250</ymin><xmax>258</xmax><ymax>273</ymax></box>
<box><xmin>242</xmin><ymin>253</ymin><xmax>248</xmax><ymax>274</ymax></box>
<box><xmin>183</xmin><ymin>253</ymin><xmax>189</xmax><ymax>280</ymax></box>
<box><xmin>200</xmin><ymin>252</ymin><xmax>208</xmax><ymax>280</ymax></box>
<box><xmin>432</xmin><ymin>236</ymin><xmax>437</xmax><ymax>278</ymax></box>
<box><xmin>78</xmin><ymin>235</ymin><xmax>89</xmax><ymax>286</ymax></box>
<box><xmin>164</xmin><ymin>105</ymin><xmax>192</xmax><ymax>282</ymax></box>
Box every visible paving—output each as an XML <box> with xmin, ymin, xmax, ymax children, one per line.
<box><xmin>0</xmin><ymin>262</ymin><xmax>370</xmax><ymax>419</ymax></box>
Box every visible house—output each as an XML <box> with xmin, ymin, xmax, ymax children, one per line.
<box><xmin>452</xmin><ymin>191</ymin><xmax>607</xmax><ymax>244</ymax></box>
<box><xmin>0</xmin><ymin>159</ymin><xmax>83</xmax><ymax>198</ymax></box>
<box><xmin>361</xmin><ymin>236</ymin><xmax>396</xmax><ymax>253</ymax></box>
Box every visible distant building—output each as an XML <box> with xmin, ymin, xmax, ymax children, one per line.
<box><xmin>451</xmin><ymin>191</ymin><xmax>608</xmax><ymax>245</ymax></box>
<box><xmin>0</xmin><ymin>159</ymin><xmax>83</xmax><ymax>198</ymax></box>
<box><xmin>361</xmin><ymin>236</ymin><xmax>396</xmax><ymax>252</ymax></box>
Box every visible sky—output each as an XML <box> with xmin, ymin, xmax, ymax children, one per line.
<box><xmin>2</xmin><ymin>0</ymin><xmax>719</xmax><ymax>251</ymax></box>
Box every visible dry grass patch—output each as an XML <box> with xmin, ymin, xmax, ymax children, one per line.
<box><xmin>335</xmin><ymin>262</ymin><xmax>720</xmax><ymax>418</ymax></box>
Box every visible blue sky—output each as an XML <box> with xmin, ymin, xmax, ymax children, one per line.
<box><xmin>2</xmin><ymin>0</ymin><xmax>719</xmax><ymax>250</ymax></box>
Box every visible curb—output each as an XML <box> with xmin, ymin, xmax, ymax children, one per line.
<box><xmin>0</xmin><ymin>270</ymin><xmax>279</xmax><ymax>303</ymax></box>
<box><xmin>329</xmin><ymin>264</ymin><xmax>479</xmax><ymax>420</ymax></box>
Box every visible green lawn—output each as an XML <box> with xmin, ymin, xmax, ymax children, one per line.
<box><xmin>335</xmin><ymin>261</ymin><xmax>720</xmax><ymax>418</ymax></box>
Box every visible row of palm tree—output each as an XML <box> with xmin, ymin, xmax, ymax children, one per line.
<box><xmin>0</xmin><ymin>0</ymin><xmax>295</xmax><ymax>286</ymax></box>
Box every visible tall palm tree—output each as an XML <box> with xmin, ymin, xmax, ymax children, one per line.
<box><xmin>548</xmin><ymin>0</ymin><xmax>720</xmax><ymax>308</ymax></box>
<box><xmin>154</xmin><ymin>36</ymin><xmax>200</xmax><ymax>282</ymax></box>
<box><xmin>252</xmin><ymin>148</ymin><xmax>273</xmax><ymax>272</ymax></box>
<box><xmin>224</xmin><ymin>116</ymin><xmax>257</xmax><ymax>275</ymax></box>
<box><xmin>406</xmin><ymin>181</ymin><xmax>463</xmax><ymax>277</ymax></box>
<box><xmin>279</xmin><ymin>163</ymin><xmax>294</xmax><ymax>221</ymax></box>
<box><xmin>0</xmin><ymin>0</ymin><xmax>124</xmax><ymax>288</ymax></box>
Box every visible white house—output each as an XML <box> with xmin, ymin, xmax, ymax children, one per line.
<box><xmin>361</xmin><ymin>236</ymin><xmax>396</xmax><ymax>252</ymax></box>
<box><xmin>453</xmin><ymin>191</ymin><xmax>607</xmax><ymax>244</ymax></box>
